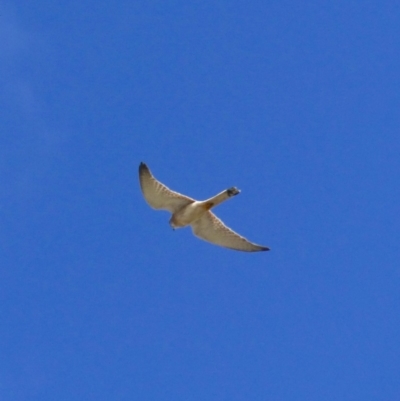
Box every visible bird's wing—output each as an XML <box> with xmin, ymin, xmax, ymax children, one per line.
<box><xmin>139</xmin><ymin>162</ymin><xmax>194</xmax><ymax>212</ymax></box>
<box><xmin>191</xmin><ymin>211</ymin><xmax>269</xmax><ymax>252</ymax></box>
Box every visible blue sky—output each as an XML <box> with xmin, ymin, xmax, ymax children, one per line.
<box><xmin>1</xmin><ymin>1</ymin><xmax>399</xmax><ymax>400</ymax></box>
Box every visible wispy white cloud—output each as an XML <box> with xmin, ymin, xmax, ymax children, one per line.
<box><xmin>0</xmin><ymin>2</ymin><xmax>68</xmax><ymax>209</ymax></box>
<box><xmin>0</xmin><ymin>4</ymin><xmax>30</xmax><ymax>60</ymax></box>
<box><xmin>0</xmin><ymin>2</ymin><xmax>44</xmax><ymax>114</ymax></box>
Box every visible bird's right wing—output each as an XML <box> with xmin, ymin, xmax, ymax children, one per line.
<box><xmin>139</xmin><ymin>162</ymin><xmax>194</xmax><ymax>212</ymax></box>
<box><xmin>191</xmin><ymin>211</ymin><xmax>269</xmax><ymax>252</ymax></box>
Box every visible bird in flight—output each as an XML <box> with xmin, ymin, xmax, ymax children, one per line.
<box><xmin>139</xmin><ymin>162</ymin><xmax>270</xmax><ymax>252</ymax></box>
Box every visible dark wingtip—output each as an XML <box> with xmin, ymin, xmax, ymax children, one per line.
<box><xmin>260</xmin><ymin>246</ymin><xmax>270</xmax><ymax>252</ymax></box>
<box><xmin>139</xmin><ymin>162</ymin><xmax>148</xmax><ymax>174</ymax></box>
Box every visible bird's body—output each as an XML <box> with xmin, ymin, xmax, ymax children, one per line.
<box><xmin>138</xmin><ymin>162</ymin><xmax>269</xmax><ymax>252</ymax></box>
<box><xmin>169</xmin><ymin>201</ymin><xmax>211</xmax><ymax>228</ymax></box>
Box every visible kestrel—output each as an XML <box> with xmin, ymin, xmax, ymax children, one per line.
<box><xmin>139</xmin><ymin>162</ymin><xmax>270</xmax><ymax>252</ymax></box>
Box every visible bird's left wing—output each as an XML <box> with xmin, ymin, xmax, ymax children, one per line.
<box><xmin>139</xmin><ymin>162</ymin><xmax>194</xmax><ymax>212</ymax></box>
